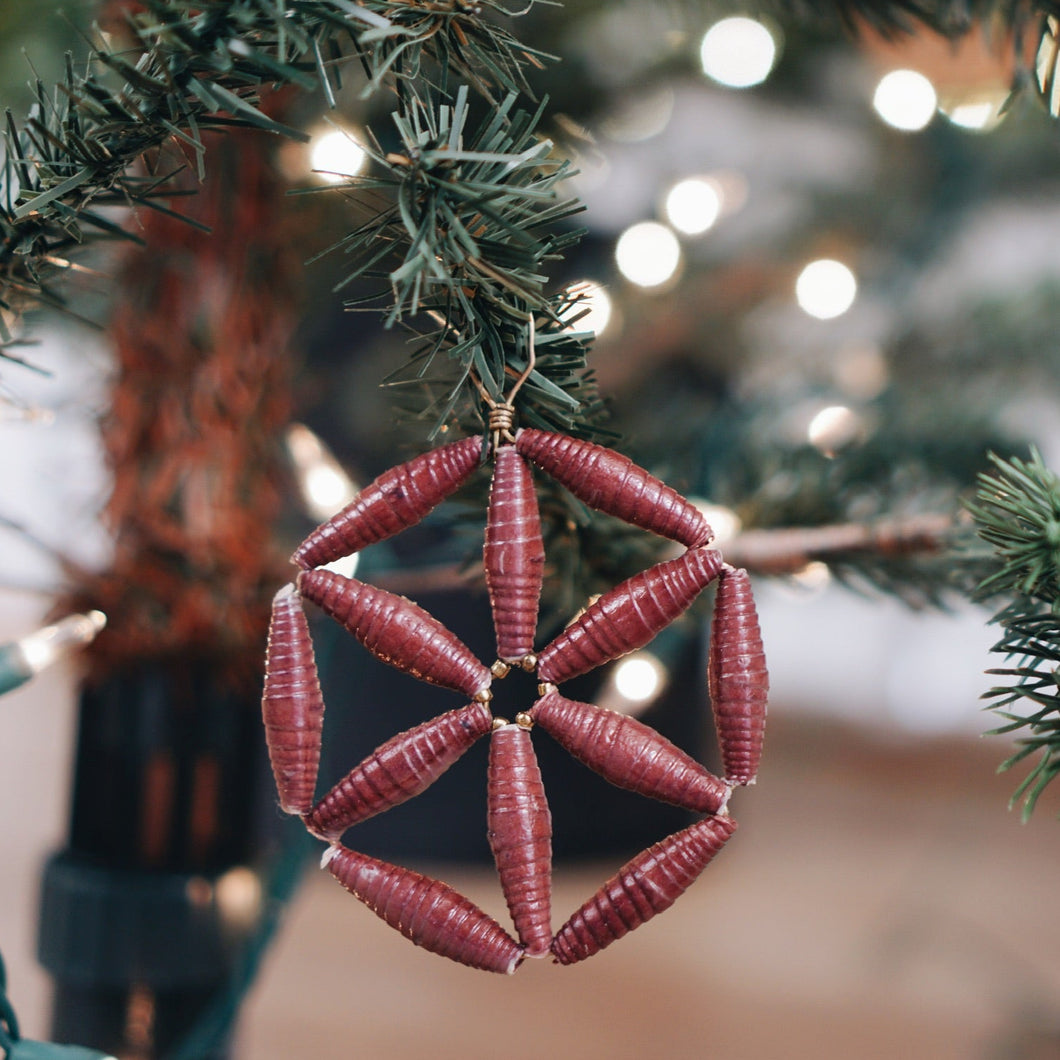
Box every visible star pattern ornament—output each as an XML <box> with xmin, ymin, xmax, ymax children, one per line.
<box><xmin>262</xmin><ymin>425</ymin><xmax>768</xmax><ymax>973</ymax></box>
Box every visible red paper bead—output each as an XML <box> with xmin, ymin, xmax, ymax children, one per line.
<box><xmin>709</xmin><ymin>566</ymin><xmax>768</xmax><ymax>785</ymax></box>
<box><xmin>537</xmin><ymin>546</ymin><xmax>723</xmax><ymax>684</ymax></box>
<box><xmin>530</xmin><ymin>690</ymin><xmax>728</xmax><ymax>815</ymax></box>
<box><xmin>487</xmin><ymin>723</ymin><xmax>553</xmax><ymax>956</ymax></box>
<box><xmin>261</xmin><ymin>584</ymin><xmax>326</xmax><ymax>815</ymax></box>
<box><xmin>515</xmin><ymin>429</ymin><xmax>713</xmax><ymax>547</ymax></box>
<box><xmin>551</xmin><ymin>814</ymin><xmax>737</xmax><ymax>965</ymax></box>
<box><xmin>292</xmin><ymin>435</ymin><xmax>483</xmax><ymax>569</ymax></box>
<box><xmin>484</xmin><ymin>446</ymin><xmax>545</xmax><ymax>663</ymax></box>
<box><xmin>324</xmin><ymin>844</ymin><xmax>525</xmax><ymax>974</ymax></box>
<box><xmin>305</xmin><ymin>702</ymin><xmax>494</xmax><ymax>841</ymax></box>
<box><xmin>297</xmin><ymin>569</ymin><xmax>492</xmax><ymax>698</ymax></box>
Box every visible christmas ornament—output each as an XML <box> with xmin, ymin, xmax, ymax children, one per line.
<box><xmin>262</xmin><ymin>371</ymin><xmax>768</xmax><ymax>972</ymax></box>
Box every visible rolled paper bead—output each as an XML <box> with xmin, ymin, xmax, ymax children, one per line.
<box><xmin>530</xmin><ymin>690</ymin><xmax>728</xmax><ymax>815</ymax></box>
<box><xmin>515</xmin><ymin>429</ymin><xmax>713</xmax><ymax>548</ymax></box>
<box><xmin>261</xmin><ymin>584</ymin><xmax>326</xmax><ymax>814</ymax></box>
<box><xmin>536</xmin><ymin>547</ymin><xmax>724</xmax><ymax>685</ymax></box>
<box><xmin>324</xmin><ymin>844</ymin><xmax>525</xmax><ymax>974</ymax></box>
<box><xmin>484</xmin><ymin>446</ymin><xmax>545</xmax><ymax>663</ymax></box>
<box><xmin>709</xmin><ymin>566</ymin><xmax>768</xmax><ymax>785</ymax></box>
<box><xmin>304</xmin><ymin>702</ymin><xmax>493</xmax><ymax>841</ymax></box>
<box><xmin>297</xmin><ymin>569</ymin><xmax>491</xmax><ymax>698</ymax></box>
<box><xmin>292</xmin><ymin>435</ymin><xmax>483</xmax><ymax>569</ymax></box>
<box><xmin>487</xmin><ymin>723</ymin><xmax>553</xmax><ymax>956</ymax></box>
<box><xmin>551</xmin><ymin>814</ymin><xmax>737</xmax><ymax>966</ymax></box>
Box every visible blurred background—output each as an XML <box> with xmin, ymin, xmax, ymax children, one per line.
<box><xmin>4</xmin><ymin>1</ymin><xmax>1060</xmax><ymax>1058</ymax></box>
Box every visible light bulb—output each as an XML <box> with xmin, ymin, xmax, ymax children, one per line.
<box><xmin>563</xmin><ymin>281</ymin><xmax>613</xmax><ymax>337</ymax></box>
<box><xmin>700</xmin><ymin>17</ymin><xmax>778</xmax><ymax>89</ymax></box>
<box><xmin>0</xmin><ymin>610</ymin><xmax>107</xmax><ymax>695</ymax></box>
<box><xmin>615</xmin><ymin>222</ymin><xmax>682</xmax><ymax>289</ymax></box>
<box><xmin>665</xmin><ymin>178</ymin><xmax>722</xmax><ymax>236</ymax></box>
<box><xmin>795</xmin><ymin>259</ymin><xmax>857</xmax><ymax>320</ymax></box>
<box><xmin>873</xmin><ymin>69</ymin><xmax>937</xmax><ymax>132</ymax></box>
<box><xmin>285</xmin><ymin>423</ymin><xmax>358</xmax><ymax>521</ymax></box>
<box><xmin>600</xmin><ymin>652</ymin><xmax>670</xmax><ymax>717</ymax></box>
<box><xmin>308</xmin><ymin>126</ymin><xmax>368</xmax><ymax>183</ymax></box>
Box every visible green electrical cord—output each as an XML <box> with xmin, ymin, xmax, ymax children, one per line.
<box><xmin>0</xmin><ymin>948</ymin><xmax>116</xmax><ymax>1060</ymax></box>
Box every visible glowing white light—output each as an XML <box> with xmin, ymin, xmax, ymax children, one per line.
<box><xmin>613</xmin><ymin>654</ymin><xmax>665</xmax><ymax>703</ymax></box>
<box><xmin>615</xmin><ymin>222</ymin><xmax>682</xmax><ymax>289</ymax></box>
<box><xmin>807</xmin><ymin>404</ymin><xmax>862</xmax><ymax>456</ymax></box>
<box><xmin>690</xmin><ymin>500</ymin><xmax>742</xmax><ymax>546</ymax></box>
<box><xmin>795</xmin><ymin>259</ymin><xmax>857</xmax><ymax>320</ymax></box>
<box><xmin>792</xmin><ymin>560</ymin><xmax>832</xmax><ymax>592</ymax></box>
<box><xmin>309</xmin><ymin>127</ymin><xmax>368</xmax><ymax>183</ymax></box>
<box><xmin>17</xmin><ymin>610</ymin><xmax>107</xmax><ymax>675</ymax></box>
<box><xmin>940</xmin><ymin>90</ymin><xmax>1007</xmax><ymax>132</ymax></box>
<box><xmin>285</xmin><ymin>423</ymin><xmax>358</xmax><ymax>521</ymax></box>
<box><xmin>216</xmin><ymin>866</ymin><xmax>264</xmax><ymax>930</ymax></box>
<box><xmin>872</xmin><ymin>69</ymin><xmax>937</xmax><ymax>132</ymax></box>
<box><xmin>700</xmin><ymin>17</ymin><xmax>778</xmax><ymax>89</ymax></box>
<box><xmin>564</xmin><ymin>280</ymin><xmax>614</xmax><ymax>337</ymax></box>
<box><xmin>665</xmin><ymin>178</ymin><xmax>722</xmax><ymax>236</ymax></box>
<box><xmin>305</xmin><ymin>465</ymin><xmax>353</xmax><ymax>514</ymax></box>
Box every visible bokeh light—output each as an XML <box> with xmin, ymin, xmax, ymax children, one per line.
<box><xmin>938</xmin><ymin>88</ymin><xmax>1008</xmax><ymax>132</ymax></box>
<box><xmin>564</xmin><ymin>281</ymin><xmax>614</xmax><ymax>337</ymax></box>
<box><xmin>308</xmin><ymin>126</ymin><xmax>368</xmax><ymax>183</ymax></box>
<box><xmin>807</xmin><ymin>404</ymin><xmax>863</xmax><ymax>456</ymax></box>
<box><xmin>795</xmin><ymin>259</ymin><xmax>858</xmax><ymax>320</ymax></box>
<box><xmin>615</xmin><ymin>222</ymin><xmax>682</xmax><ymax>289</ymax></box>
<box><xmin>665</xmin><ymin>178</ymin><xmax>723</xmax><ymax>236</ymax></box>
<box><xmin>872</xmin><ymin>69</ymin><xmax>937</xmax><ymax>131</ymax></box>
<box><xmin>691</xmin><ymin>501</ymin><xmax>742</xmax><ymax>546</ymax></box>
<box><xmin>613</xmin><ymin>653</ymin><xmax>666</xmax><ymax>704</ymax></box>
<box><xmin>700</xmin><ymin>17</ymin><xmax>778</xmax><ymax>89</ymax></box>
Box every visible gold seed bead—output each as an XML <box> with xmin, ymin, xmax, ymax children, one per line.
<box><xmin>491</xmin><ymin>660</ymin><xmax>512</xmax><ymax>679</ymax></box>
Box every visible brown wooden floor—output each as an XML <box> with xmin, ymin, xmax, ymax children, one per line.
<box><xmin>4</xmin><ymin>639</ymin><xmax>1060</xmax><ymax>1060</ymax></box>
<box><xmin>236</xmin><ymin>714</ymin><xmax>1060</xmax><ymax>1060</ymax></box>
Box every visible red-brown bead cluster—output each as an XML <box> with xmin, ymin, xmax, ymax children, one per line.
<box><xmin>262</xmin><ymin>431</ymin><xmax>769</xmax><ymax>972</ymax></box>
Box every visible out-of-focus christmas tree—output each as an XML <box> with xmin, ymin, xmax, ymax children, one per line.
<box><xmin>4</xmin><ymin>0</ymin><xmax>1060</xmax><ymax>1053</ymax></box>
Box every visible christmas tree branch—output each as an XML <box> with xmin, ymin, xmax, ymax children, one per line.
<box><xmin>723</xmin><ymin>512</ymin><xmax>959</xmax><ymax>576</ymax></box>
<box><xmin>968</xmin><ymin>449</ymin><xmax>1060</xmax><ymax>818</ymax></box>
<box><xmin>0</xmin><ymin>0</ymin><xmax>548</xmax><ymax>346</ymax></box>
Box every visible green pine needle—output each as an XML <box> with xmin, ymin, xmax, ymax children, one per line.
<box><xmin>970</xmin><ymin>448</ymin><xmax>1060</xmax><ymax>819</ymax></box>
<box><xmin>0</xmin><ymin>0</ymin><xmax>550</xmax><ymax>346</ymax></box>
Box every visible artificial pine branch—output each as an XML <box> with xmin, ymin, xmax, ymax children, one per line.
<box><xmin>0</xmin><ymin>0</ymin><xmax>548</xmax><ymax>350</ymax></box>
<box><xmin>771</xmin><ymin>0</ymin><xmax>1060</xmax><ymax>36</ymax></box>
<box><xmin>968</xmin><ymin>449</ymin><xmax>1060</xmax><ymax>818</ymax></box>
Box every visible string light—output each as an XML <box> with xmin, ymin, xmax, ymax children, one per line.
<box><xmin>285</xmin><ymin>424</ymin><xmax>358</xmax><ymax>521</ymax></box>
<box><xmin>938</xmin><ymin>88</ymin><xmax>1008</xmax><ymax>132</ymax></box>
<box><xmin>598</xmin><ymin>651</ymin><xmax>670</xmax><ymax>717</ymax></box>
<box><xmin>615</xmin><ymin>222</ymin><xmax>682</xmax><ymax>289</ymax></box>
<box><xmin>795</xmin><ymin>259</ymin><xmax>857</xmax><ymax>320</ymax></box>
<box><xmin>308</xmin><ymin>125</ymin><xmax>368</xmax><ymax>183</ymax></box>
<box><xmin>791</xmin><ymin>560</ymin><xmax>832</xmax><ymax>593</ymax></box>
<box><xmin>699</xmin><ymin>17</ymin><xmax>778</xmax><ymax>89</ymax></box>
<box><xmin>690</xmin><ymin>501</ymin><xmax>742</xmax><ymax>547</ymax></box>
<box><xmin>807</xmin><ymin>405</ymin><xmax>863</xmax><ymax>457</ymax></box>
<box><xmin>0</xmin><ymin>611</ymin><xmax>107</xmax><ymax>696</ymax></box>
<box><xmin>872</xmin><ymin>69</ymin><xmax>937</xmax><ymax>131</ymax></box>
<box><xmin>563</xmin><ymin>280</ymin><xmax>614</xmax><ymax>337</ymax></box>
<box><xmin>285</xmin><ymin>424</ymin><xmax>360</xmax><ymax>578</ymax></box>
<box><xmin>664</xmin><ymin>178</ymin><xmax>722</xmax><ymax>236</ymax></box>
